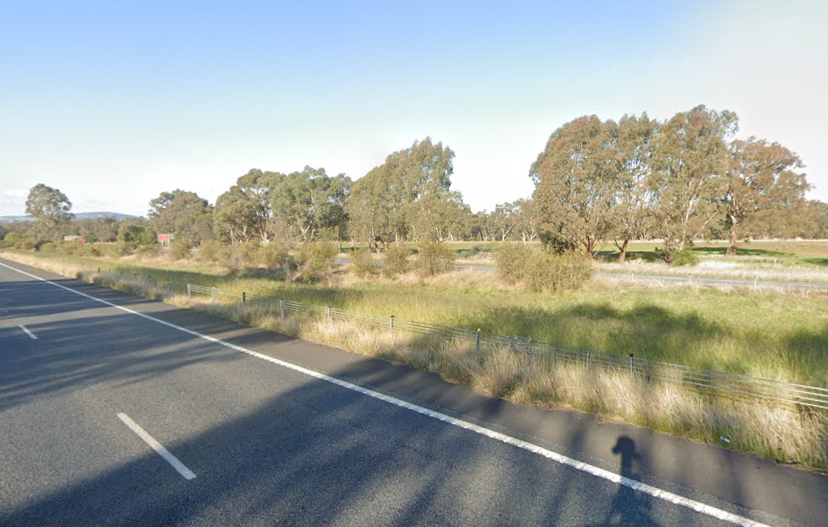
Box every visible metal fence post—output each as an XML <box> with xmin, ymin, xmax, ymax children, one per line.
<box><xmin>186</xmin><ymin>284</ymin><xmax>191</xmax><ymax>296</ymax></box>
<box><xmin>327</xmin><ymin>306</ymin><xmax>332</xmax><ymax>325</ymax></box>
<box><xmin>629</xmin><ymin>354</ymin><xmax>634</xmax><ymax>378</ymax></box>
<box><xmin>475</xmin><ymin>329</ymin><xmax>481</xmax><ymax>356</ymax></box>
<box><xmin>280</xmin><ymin>299</ymin><xmax>285</xmax><ymax>322</ymax></box>
<box><xmin>211</xmin><ymin>287</ymin><xmax>217</xmax><ymax>303</ymax></box>
<box><xmin>242</xmin><ymin>292</ymin><xmax>246</xmax><ymax>305</ymax></box>
<box><xmin>586</xmin><ymin>350</ymin><xmax>591</xmax><ymax>372</ymax></box>
<box><xmin>390</xmin><ymin>315</ymin><xmax>395</xmax><ymax>335</ymax></box>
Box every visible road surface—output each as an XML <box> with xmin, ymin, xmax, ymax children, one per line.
<box><xmin>1</xmin><ymin>258</ymin><xmax>826</xmax><ymax>526</ymax></box>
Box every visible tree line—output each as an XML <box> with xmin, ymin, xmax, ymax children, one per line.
<box><xmin>4</xmin><ymin>105</ymin><xmax>828</xmax><ymax>262</ymax></box>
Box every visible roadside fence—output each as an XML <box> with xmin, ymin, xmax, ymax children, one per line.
<box><xmin>99</xmin><ymin>269</ymin><xmax>828</xmax><ymax>412</ymax></box>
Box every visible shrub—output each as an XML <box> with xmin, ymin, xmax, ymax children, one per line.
<box><xmin>351</xmin><ymin>249</ymin><xmax>380</xmax><ymax>278</ymax></box>
<box><xmin>495</xmin><ymin>243</ymin><xmax>534</xmax><ymax>285</ymax></box>
<box><xmin>258</xmin><ymin>242</ymin><xmax>290</xmax><ymax>270</ymax></box>
<box><xmin>171</xmin><ymin>240</ymin><xmax>191</xmax><ymax>260</ymax></box>
<box><xmin>297</xmin><ymin>242</ymin><xmax>338</xmax><ymax>283</ymax></box>
<box><xmin>383</xmin><ymin>243</ymin><xmax>410</xmax><ymax>277</ymax></box>
<box><xmin>520</xmin><ymin>250</ymin><xmax>591</xmax><ymax>292</ymax></box>
<box><xmin>19</xmin><ymin>238</ymin><xmax>36</xmax><ymax>251</ymax></box>
<box><xmin>669</xmin><ymin>249</ymin><xmax>699</xmax><ymax>267</ymax></box>
<box><xmin>416</xmin><ymin>241</ymin><xmax>455</xmax><ymax>277</ymax></box>
<box><xmin>38</xmin><ymin>242</ymin><xmax>57</xmax><ymax>253</ymax></box>
<box><xmin>1</xmin><ymin>232</ymin><xmax>22</xmax><ymax>248</ymax></box>
<box><xmin>199</xmin><ymin>240</ymin><xmax>231</xmax><ymax>264</ymax></box>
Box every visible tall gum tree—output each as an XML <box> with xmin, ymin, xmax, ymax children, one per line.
<box><xmin>612</xmin><ymin>114</ymin><xmax>658</xmax><ymax>262</ymax></box>
<box><xmin>530</xmin><ymin>116</ymin><xmax>619</xmax><ymax>257</ymax></box>
<box><xmin>25</xmin><ymin>184</ymin><xmax>74</xmax><ymax>241</ymax></box>
<box><xmin>347</xmin><ymin>138</ymin><xmax>458</xmax><ymax>244</ymax></box>
<box><xmin>726</xmin><ymin>138</ymin><xmax>809</xmax><ymax>251</ymax></box>
<box><xmin>651</xmin><ymin>105</ymin><xmax>738</xmax><ymax>257</ymax></box>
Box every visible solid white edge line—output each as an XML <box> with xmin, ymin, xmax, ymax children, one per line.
<box><xmin>0</xmin><ymin>260</ymin><xmax>771</xmax><ymax>527</ymax></box>
<box><xmin>117</xmin><ymin>412</ymin><xmax>196</xmax><ymax>480</ymax></box>
<box><xmin>19</xmin><ymin>324</ymin><xmax>38</xmax><ymax>340</ymax></box>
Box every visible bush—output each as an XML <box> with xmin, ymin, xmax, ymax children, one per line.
<box><xmin>38</xmin><ymin>242</ymin><xmax>57</xmax><ymax>253</ymax></box>
<box><xmin>1</xmin><ymin>232</ymin><xmax>22</xmax><ymax>248</ymax></box>
<box><xmin>199</xmin><ymin>240</ymin><xmax>231</xmax><ymax>264</ymax></box>
<box><xmin>19</xmin><ymin>238</ymin><xmax>36</xmax><ymax>251</ymax></box>
<box><xmin>171</xmin><ymin>240</ymin><xmax>191</xmax><ymax>260</ymax></box>
<box><xmin>669</xmin><ymin>249</ymin><xmax>699</xmax><ymax>267</ymax></box>
<box><xmin>495</xmin><ymin>243</ymin><xmax>534</xmax><ymax>285</ymax></box>
<box><xmin>497</xmin><ymin>248</ymin><xmax>591</xmax><ymax>292</ymax></box>
<box><xmin>351</xmin><ymin>249</ymin><xmax>380</xmax><ymax>278</ymax></box>
<box><xmin>383</xmin><ymin>243</ymin><xmax>410</xmax><ymax>277</ymax></box>
<box><xmin>296</xmin><ymin>242</ymin><xmax>337</xmax><ymax>283</ymax></box>
<box><xmin>257</xmin><ymin>242</ymin><xmax>290</xmax><ymax>270</ymax></box>
<box><xmin>416</xmin><ymin>241</ymin><xmax>455</xmax><ymax>277</ymax></box>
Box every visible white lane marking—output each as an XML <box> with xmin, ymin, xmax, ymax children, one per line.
<box><xmin>0</xmin><ymin>261</ymin><xmax>770</xmax><ymax>527</ymax></box>
<box><xmin>117</xmin><ymin>413</ymin><xmax>196</xmax><ymax>481</ymax></box>
<box><xmin>19</xmin><ymin>325</ymin><xmax>38</xmax><ymax>340</ymax></box>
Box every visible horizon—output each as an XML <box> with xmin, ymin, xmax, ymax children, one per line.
<box><xmin>1</xmin><ymin>1</ymin><xmax>826</xmax><ymax>217</ymax></box>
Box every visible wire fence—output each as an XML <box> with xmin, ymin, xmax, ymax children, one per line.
<box><xmin>102</xmin><ymin>269</ymin><xmax>828</xmax><ymax>412</ymax></box>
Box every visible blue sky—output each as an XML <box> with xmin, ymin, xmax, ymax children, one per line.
<box><xmin>1</xmin><ymin>0</ymin><xmax>826</xmax><ymax>216</ymax></box>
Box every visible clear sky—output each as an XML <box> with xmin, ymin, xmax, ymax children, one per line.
<box><xmin>1</xmin><ymin>0</ymin><xmax>826</xmax><ymax>217</ymax></box>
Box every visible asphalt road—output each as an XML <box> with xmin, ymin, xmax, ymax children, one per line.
<box><xmin>1</xmin><ymin>259</ymin><xmax>826</xmax><ymax>527</ymax></box>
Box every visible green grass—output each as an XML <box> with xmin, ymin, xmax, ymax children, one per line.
<box><xmin>7</xmin><ymin>249</ymin><xmax>828</xmax><ymax>388</ymax></box>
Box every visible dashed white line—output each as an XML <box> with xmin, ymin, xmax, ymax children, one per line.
<box><xmin>117</xmin><ymin>413</ymin><xmax>196</xmax><ymax>481</ymax></box>
<box><xmin>0</xmin><ymin>260</ymin><xmax>771</xmax><ymax>527</ymax></box>
<box><xmin>19</xmin><ymin>325</ymin><xmax>38</xmax><ymax>340</ymax></box>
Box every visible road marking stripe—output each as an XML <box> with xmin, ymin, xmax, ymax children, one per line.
<box><xmin>0</xmin><ymin>261</ymin><xmax>770</xmax><ymax>527</ymax></box>
<box><xmin>117</xmin><ymin>413</ymin><xmax>196</xmax><ymax>480</ymax></box>
<box><xmin>19</xmin><ymin>325</ymin><xmax>38</xmax><ymax>340</ymax></box>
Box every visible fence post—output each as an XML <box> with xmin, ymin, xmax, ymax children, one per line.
<box><xmin>475</xmin><ymin>329</ymin><xmax>481</xmax><ymax>356</ymax></box>
<box><xmin>211</xmin><ymin>287</ymin><xmax>217</xmax><ymax>303</ymax></box>
<box><xmin>186</xmin><ymin>284</ymin><xmax>191</xmax><ymax>296</ymax></box>
<box><xmin>97</xmin><ymin>267</ymin><xmax>101</xmax><ymax>273</ymax></box>
<box><xmin>242</xmin><ymin>292</ymin><xmax>246</xmax><ymax>305</ymax></box>
<box><xmin>629</xmin><ymin>353</ymin><xmax>634</xmax><ymax>378</ymax></box>
<box><xmin>586</xmin><ymin>350</ymin><xmax>591</xmax><ymax>372</ymax></box>
<box><xmin>280</xmin><ymin>299</ymin><xmax>285</xmax><ymax>322</ymax></box>
<box><xmin>327</xmin><ymin>306</ymin><xmax>332</xmax><ymax>326</ymax></box>
<box><xmin>390</xmin><ymin>315</ymin><xmax>395</xmax><ymax>335</ymax></box>
<box><xmin>165</xmin><ymin>280</ymin><xmax>170</xmax><ymax>292</ymax></box>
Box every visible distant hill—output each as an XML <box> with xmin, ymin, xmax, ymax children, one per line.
<box><xmin>0</xmin><ymin>211</ymin><xmax>137</xmax><ymax>223</ymax></box>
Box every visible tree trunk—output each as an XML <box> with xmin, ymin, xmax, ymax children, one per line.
<box><xmin>727</xmin><ymin>218</ymin><xmax>738</xmax><ymax>256</ymax></box>
<box><xmin>619</xmin><ymin>239</ymin><xmax>629</xmax><ymax>263</ymax></box>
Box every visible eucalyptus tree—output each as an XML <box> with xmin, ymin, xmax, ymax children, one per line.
<box><xmin>651</xmin><ymin>105</ymin><xmax>738</xmax><ymax>258</ymax></box>
<box><xmin>347</xmin><ymin>137</ymin><xmax>458</xmax><ymax>243</ymax></box>
<box><xmin>25</xmin><ymin>183</ymin><xmax>74</xmax><ymax>241</ymax></box>
<box><xmin>530</xmin><ymin>115</ymin><xmax>620</xmax><ymax>257</ymax></box>
<box><xmin>214</xmin><ymin>169</ymin><xmax>282</xmax><ymax>244</ymax></box>
<box><xmin>148</xmin><ymin>189</ymin><xmax>214</xmax><ymax>246</ymax></box>
<box><xmin>271</xmin><ymin>166</ymin><xmax>350</xmax><ymax>242</ymax></box>
<box><xmin>611</xmin><ymin>113</ymin><xmax>658</xmax><ymax>262</ymax></box>
<box><xmin>724</xmin><ymin>138</ymin><xmax>809</xmax><ymax>253</ymax></box>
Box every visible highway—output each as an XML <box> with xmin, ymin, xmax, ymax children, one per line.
<box><xmin>1</xmin><ymin>258</ymin><xmax>826</xmax><ymax>527</ymax></box>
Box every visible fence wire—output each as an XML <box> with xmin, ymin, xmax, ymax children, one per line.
<box><xmin>108</xmin><ymin>270</ymin><xmax>828</xmax><ymax>411</ymax></box>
